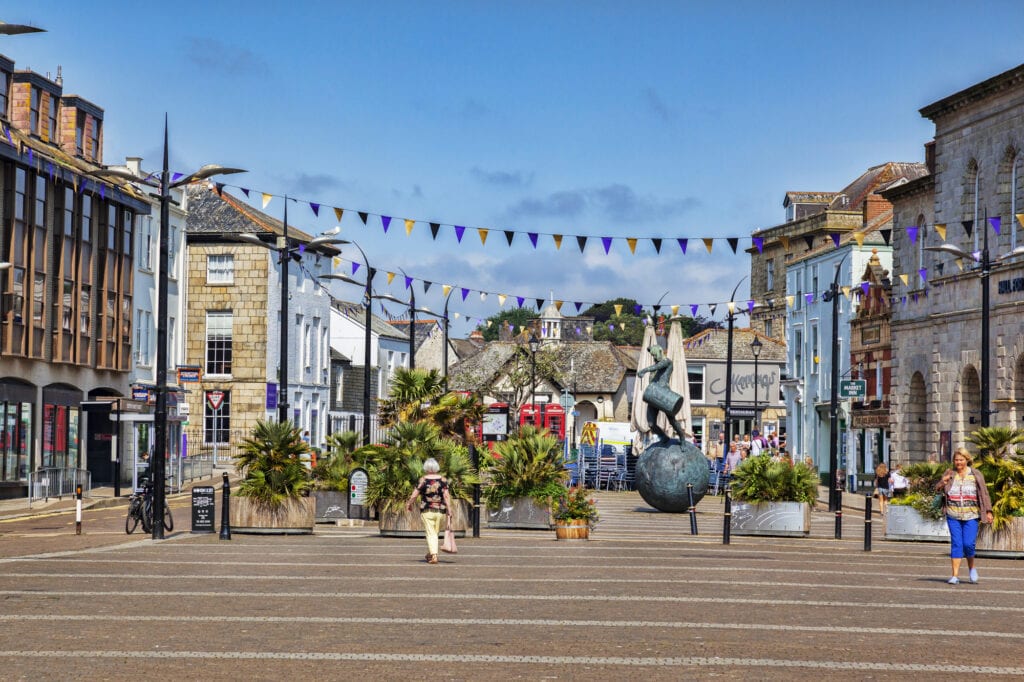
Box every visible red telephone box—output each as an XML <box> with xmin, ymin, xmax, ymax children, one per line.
<box><xmin>543</xmin><ymin>403</ymin><xmax>565</xmax><ymax>441</ymax></box>
<box><xmin>519</xmin><ymin>404</ymin><xmax>541</xmax><ymax>429</ymax></box>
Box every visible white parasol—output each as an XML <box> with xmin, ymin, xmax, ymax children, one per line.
<box><xmin>661</xmin><ymin>319</ymin><xmax>692</xmax><ymax>440</ymax></box>
<box><xmin>630</xmin><ymin>323</ymin><xmax>657</xmax><ymax>453</ymax></box>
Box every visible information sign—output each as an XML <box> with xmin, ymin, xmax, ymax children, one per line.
<box><xmin>191</xmin><ymin>486</ymin><xmax>216</xmax><ymax>533</ymax></box>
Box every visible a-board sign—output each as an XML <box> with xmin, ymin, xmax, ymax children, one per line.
<box><xmin>191</xmin><ymin>486</ymin><xmax>216</xmax><ymax>533</ymax></box>
<box><xmin>348</xmin><ymin>468</ymin><xmax>368</xmax><ymax>506</ymax></box>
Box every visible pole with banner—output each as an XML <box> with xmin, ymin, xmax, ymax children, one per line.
<box><xmin>206</xmin><ymin>391</ymin><xmax>225</xmax><ymax>467</ymax></box>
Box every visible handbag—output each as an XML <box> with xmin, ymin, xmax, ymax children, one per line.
<box><xmin>441</xmin><ymin>515</ymin><xmax>458</xmax><ymax>554</ymax></box>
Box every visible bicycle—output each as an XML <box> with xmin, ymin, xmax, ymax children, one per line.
<box><xmin>125</xmin><ymin>485</ymin><xmax>174</xmax><ymax>534</ymax></box>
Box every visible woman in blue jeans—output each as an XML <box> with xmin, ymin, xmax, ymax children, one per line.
<box><xmin>938</xmin><ymin>448</ymin><xmax>993</xmax><ymax>584</ymax></box>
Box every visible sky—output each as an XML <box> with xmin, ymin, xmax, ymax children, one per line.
<box><xmin>4</xmin><ymin>1</ymin><xmax>1024</xmax><ymax>337</ymax></box>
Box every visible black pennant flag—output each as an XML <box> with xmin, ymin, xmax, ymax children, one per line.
<box><xmin>214</xmin><ymin>183</ymin><xmax>224</xmax><ymax>196</ymax></box>
<box><xmin>429</xmin><ymin>222</ymin><xmax>441</xmax><ymax>239</ymax></box>
<box><xmin>803</xmin><ymin>235</ymin><xmax>815</xmax><ymax>250</ymax></box>
<box><xmin>880</xmin><ymin>229</ymin><xmax>892</xmax><ymax>245</ymax></box>
<box><xmin>358</xmin><ymin>212</ymin><xmax>368</xmax><ymax>225</ymax></box>
<box><xmin>423</xmin><ymin>281</ymin><xmax>432</xmax><ymax>294</ymax></box>
<box><xmin>651</xmin><ymin>238</ymin><xmax>662</xmax><ymax>254</ymax></box>
<box><xmin>577</xmin><ymin>236</ymin><xmax>588</xmax><ymax>253</ymax></box>
<box><xmin>536</xmin><ymin>298</ymin><xmax>545</xmax><ymax>310</ymax></box>
<box><xmin>727</xmin><ymin>237</ymin><xmax>739</xmax><ymax>253</ymax></box>
<box><xmin>504</xmin><ymin>230</ymin><xmax>515</xmax><ymax>246</ymax></box>
<box><xmin>962</xmin><ymin>220</ymin><xmax>974</xmax><ymax>237</ymax></box>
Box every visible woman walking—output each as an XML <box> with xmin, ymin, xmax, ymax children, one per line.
<box><xmin>874</xmin><ymin>462</ymin><xmax>891</xmax><ymax>516</ymax></box>
<box><xmin>939</xmin><ymin>448</ymin><xmax>994</xmax><ymax>584</ymax></box>
<box><xmin>406</xmin><ymin>458</ymin><xmax>452</xmax><ymax>565</ymax></box>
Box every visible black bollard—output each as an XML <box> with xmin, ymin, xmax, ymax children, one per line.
<box><xmin>75</xmin><ymin>484</ymin><xmax>83</xmax><ymax>536</ymax></box>
<box><xmin>470</xmin><ymin>444</ymin><xmax>480</xmax><ymax>538</ymax></box>
<box><xmin>723</xmin><ymin>487</ymin><xmax>731</xmax><ymax>545</ymax></box>
<box><xmin>863</xmin><ymin>494</ymin><xmax>872</xmax><ymax>551</ymax></box>
<box><xmin>687</xmin><ymin>483</ymin><xmax>698</xmax><ymax>535</ymax></box>
<box><xmin>834</xmin><ymin>480</ymin><xmax>843</xmax><ymax>540</ymax></box>
<box><xmin>219</xmin><ymin>472</ymin><xmax>231</xmax><ymax>541</ymax></box>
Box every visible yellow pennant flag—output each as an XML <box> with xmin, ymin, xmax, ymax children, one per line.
<box><xmin>779</xmin><ymin>236</ymin><xmax>791</xmax><ymax>252</ymax></box>
<box><xmin>555</xmin><ymin>300</ymin><xmax>564</xmax><ymax>312</ymax></box>
<box><xmin>620</xmin><ymin>323</ymin><xmax>626</xmax><ymax>331</ymax></box>
<box><xmin>627</xmin><ymin>238</ymin><xmax>638</xmax><ymax>254</ymax></box>
<box><xmin>786</xmin><ymin>295</ymin><xmax>794</xmax><ymax>307</ymax></box>
<box><xmin>404</xmin><ymin>219</ymin><xmax>415</xmax><ymax>236</ymax></box>
<box><xmin>453</xmin><ymin>312</ymin><xmax>461</xmax><ymax>320</ymax></box>
<box><xmin>478</xmin><ymin>228</ymin><xmax>489</xmax><ymax>246</ymax></box>
<box><xmin>386</xmin><ymin>272</ymin><xmax>395</xmax><ymax>285</ymax></box>
<box><xmin>442</xmin><ymin>284</ymin><xmax>452</xmax><ymax>298</ymax></box>
<box><xmin>486</xmin><ymin>319</ymin><xmax>492</xmax><ymax>328</ymax></box>
<box><xmin>334</xmin><ymin>207</ymin><xmax>344</xmax><ymax>222</ymax></box>
<box><xmin>614</xmin><ymin>304</ymin><xmax>623</xmax><ymax>316</ymax></box>
<box><xmin>333</xmin><ymin>256</ymin><xmax>342</xmax><ymax>269</ymax></box>
<box><xmin>955</xmin><ymin>258</ymin><xmax>964</xmax><ymax>272</ymax></box>
<box><xmin>854</xmin><ymin>232</ymin><xmax>866</xmax><ymax>248</ymax></box>
<box><xmin>842</xmin><ymin>285</ymin><xmax>851</xmax><ymax>299</ymax></box>
<box><xmin>671</xmin><ymin>305</ymin><xmax>679</xmax><ymax>316</ymax></box>
<box><xmin>727</xmin><ymin>301</ymin><xmax>736</xmax><ymax>314</ymax></box>
<box><xmin>261</xmin><ymin>193</ymin><xmax>272</xmax><ymax>209</ymax></box>
<box><xmin>935</xmin><ymin>223</ymin><xmax>947</xmax><ymax>241</ymax></box>
<box><xmin>498</xmin><ymin>294</ymin><xmax>507</xmax><ymax>307</ymax></box>
<box><xmin>553</xmin><ymin>234</ymin><xmax>563</xmax><ymax>250</ymax></box>
<box><xmin>1016</xmin><ymin>214</ymin><xmax>1024</xmax><ymax>229</ymax></box>
<box><xmin>899</xmin><ymin>273</ymin><xmax>909</xmax><ymax>286</ymax></box>
<box><xmin>703</xmin><ymin>238</ymin><xmax>714</xmax><ymax>254</ymax></box>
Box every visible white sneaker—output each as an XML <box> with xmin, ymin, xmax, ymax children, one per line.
<box><xmin>947</xmin><ymin>576</ymin><xmax>959</xmax><ymax>585</ymax></box>
<box><xmin>969</xmin><ymin>568</ymin><xmax>979</xmax><ymax>584</ymax></box>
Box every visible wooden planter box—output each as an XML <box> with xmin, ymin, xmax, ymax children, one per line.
<box><xmin>977</xmin><ymin>516</ymin><xmax>1024</xmax><ymax>559</ymax></box>
<box><xmin>230</xmin><ymin>496</ymin><xmax>315</xmax><ymax>535</ymax></box>
<box><xmin>554</xmin><ymin>518</ymin><xmax>590</xmax><ymax>540</ymax></box>
<box><xmin>885</xmin><ymin>505</ymin><xmax>949</xmax><ymax>542</ymax></box>
<box><xmin>730</xmin><ymin>501</ymin><xmax>811</xmax><ymax>537</ymax></box>
<box><xmin>313</xmin><ymin>490</ymin><xmax>349</xmax><ymax>523</ymax></box>
<box><xmin>486</xmin><ymin>497</ymin><xmax>552</xmax><ymax>530</ymax></box>
<box><xmin>379</xmin><ymin>500</ymin><xmax>469</xmax><ymax>538</ymax></box>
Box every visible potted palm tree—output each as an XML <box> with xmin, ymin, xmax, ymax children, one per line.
<box><xmin>231</xmin><ymin>420</ymin><xmax>314</xmax><ymax>534</ymax></box>
<box><xmin>482</xmin><ymin>426</ymin><xmax>568</xmax><ymax>529</ymax></box>
<box><xmin>968</xmin><ymin>427</ymin><xmax>1024</xmax><ymax>556</ymax></box>
<box><xmin>728</xmin><ymin>456</ymin><xmax>818</xmax><ymax>537</ymax></box>
<box><xmin>886</xmin><ymin>462</ymin><xmax>950</xmax><ymax>542</ymax></box>
<box><xmin>311</xmin><ymin>430</ymin><xmax>374</xmax><ymax>523</ymax></box>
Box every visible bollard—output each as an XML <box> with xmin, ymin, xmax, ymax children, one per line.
<box><xmin>75</xmin><ymin>484</ymin><xmax>83</xmax><ymax>536</ymax></box>
<box><xmin>470</xmin><ymin>444</ymin><xmax>481</xmax><ymax>538</ymax></box>
<box><xmin>723</xmin><ymin>487</ymin><xmax>731</xmax><ymax>545</ymax></box>
<box><xmin>687</xmin><ymin>483</ymin><xmax>698</xmax><ymax>535</ymax></box>
<box><xmin>863</xmin><ymin>494</ymin><xmax>872</xmax><ymax>551</ymax></box>
<box><xmin>834</xmin><ymin>482</ymin><xmax>843</xmax><ymax>540</ymax></box>
<box><xmin>219</xmin><ymin>472</ymin><xmax>231</xmax><ymax>541</ymax></box>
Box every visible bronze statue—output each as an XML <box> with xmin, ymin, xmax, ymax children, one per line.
<box><xmin>637</xmin><ymin>344</ymin><xmax>685</xmax><ymax>443</ymax></box>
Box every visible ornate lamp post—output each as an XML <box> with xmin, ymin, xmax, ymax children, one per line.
<box><xmin>750</xmin><ymin>335</ymin><xmax>763</xmax><ymax>427</ymax></box>
<box><xmin>529</xmin><ymin>333</ymin><xmax>540</xmax><ymax>418</ymax></box>
<box><xmin>722</xmin><ymin>277</ymin><xmax>748</xmax><ymax>449</ymax></box>
<box><xmin>821</xmin><ymin>252</ymin><xmax>849</xmax><ymax>515</ymax></box>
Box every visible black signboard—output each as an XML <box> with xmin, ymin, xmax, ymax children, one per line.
<box><xmin>191</xmin><ymin>486</ymin><xmax>216</xmax><ymax>533</ymax></box>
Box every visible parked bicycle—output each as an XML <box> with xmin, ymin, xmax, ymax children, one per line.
<box><xmin>125</xmin><ymin>485</ymin><xmax>174</xmax><ymax>534</ymax></box>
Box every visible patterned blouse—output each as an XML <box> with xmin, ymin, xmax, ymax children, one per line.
<box><xmin>947</xmin><ymin>471</ymin><xmax>980</xmax><ymax>521</ymax></box>
<box><xmin>417</xmin><ymin>477</ymin><xmax>448</xmax><ymax>513</ymax></box>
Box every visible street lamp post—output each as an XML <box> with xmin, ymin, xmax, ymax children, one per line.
<box><xmin>723</xmin><ymin>277</ymin><xmax>748</xmax><ymax>451</ymax></box>
<box><xmin>529</xmin><ymin>333</ymin><xmax>540</xmax><ymax>419</ymax></box>
<box><xmin>750</xmin><ymin>336</ymin><xmax>763</xmax><ymax>428</ymax></box>
<box><xmin>822</xmin><ymin>252</ymin><xmax>849</xmax><ymax>514</ymax></box>
<box><xmin>96</xmin><ymin>117</ymin><xmax>244</xmax><ymax>540</ymax></box>
<box><xmin>926</xmin><ymin>225</ymin><xmax>1024</xmax><ymax>428</ymax></box>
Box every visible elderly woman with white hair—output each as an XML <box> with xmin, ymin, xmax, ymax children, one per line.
<box><xmin>406</xmin><ymin>458</ymin><xmax>453</xmax><ymax>564</ymax></box>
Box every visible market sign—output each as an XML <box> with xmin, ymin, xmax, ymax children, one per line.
<box><xmin>839</xmin><ymin>380</ymin><xmax>866</xmax><ymax>399</ymax></box>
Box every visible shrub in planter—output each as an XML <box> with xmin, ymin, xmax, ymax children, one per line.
<box><xmin>968</xmin><ymin>427</ymin><xmax>1024</xmax><ymax>532</ymax></box>
<box><xmin>888</xmin><ymin>461</ymin><xmax>947</xmax><ymax>521</ymax></box>
<box><xmin>482</xmin><ymin>426</ymin><xmax>568</xmax><ymax>510</ymax></box>
<box><xmin>235</xmin><ymin>420</ymin><xmax>312</xmax><ymax>509</ymax></box>
<box><xmin>728</xmin><ymin>455</ymin><xmax>818</xmax><ymax>504</ymax></box>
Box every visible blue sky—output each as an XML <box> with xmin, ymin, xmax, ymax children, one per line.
<box><xmin>4</xmin><ymin>1</ymin><xmax>1024</xmax><ymax>336</ymax></box>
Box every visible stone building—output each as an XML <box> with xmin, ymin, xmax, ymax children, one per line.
<box><xmin>886</xmin><ymin>63</ymin><xmax>1024</xmax><ymax>463</ymax></box>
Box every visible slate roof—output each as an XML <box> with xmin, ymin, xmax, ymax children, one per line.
<box><xmin>333</xmin><ymin>300</ymin><xmax>408</xmax><ymax>341</ymax></box>
<box><xmin>388</xmin><ymin>319</ymin><xmax>441</xmax><ymax>351</ymax></box>
<box><xmin>450</xmin><ymin>337</ymin><xmax>485</xmax><ymax>361</ymax></box>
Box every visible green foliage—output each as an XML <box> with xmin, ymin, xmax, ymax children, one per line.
<box><xmin>482</xmin><ymin>426</ymin><xmax>569</xmax><ymax>509</ymax></box>
<box><xmin>477</xmin><ymin>308</ymin><xmax>538</xmax><ymax>341</ymax></box>
<box><xmin>235</xmin><ymin>420</ymin><xmax>312</xmax><ymax>508</ymax></box>
<box><xmin>553</xmin><ymin>485</ymin><xmax>599</xmax><ymax>524</ymax></box>
<box><xmin>966</xmin><ymin>426</ymin><xmax>1024</xmax><ymax>458</ymax></box>
<box><xmin>378</xmin><ymin>367</ymin><xmax>447</xmax><ymax>428</ymax></box>
<box><xmin>426</xmin><ymin>391</ymin><xmax>486</xmax><ymax>445</ymax></box>
<box><xmin>971</xmin><ymin>427</ymin><xmax>1024</xmax><ymax>530</ymax></box>
<box><xmin>311</xmin><ymin>430</ymin><xmax>374</xmax><ymax>492</ymax></box>
<box><xmin>728</xmin><ymin>455</ymin><xmax>818</xmax><ymax>504</ymax></box>
<box><xmin>889</xmin><ymin>461</ymin><xmax>949</xmax><ymax>521</ymax></box>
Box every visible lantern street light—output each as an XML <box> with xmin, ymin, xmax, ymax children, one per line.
<box><xmin>722</xmin><ymin>276</ymin><xmax>748</xmax><ymax>450</ymax></box>
<box><xmin>93</xmin><ymin>117</ymin><xmax>244</xmax><ymax>540</ymax></box>
<box><xmin>376</xmin><ymin>268</ymin><xmax>416</xmax><ymax>370</ymax></box>
<box><xmin>926</xmin><ymin>228</ymin><xmax>1024</xmax><ymax>428</ymax></box>
<box><xmin>528</xmin><ymin>333</ymin><xmax>541</xmax><ymax>417</ymax></box>
<box><xmin>820</xmin><ymin>252</ymin><xmax>850</xmax><ymax>516</ymax></box>
<box><xmin>750</xmin><ymin>335</ymin><xmax>763</xmax><ymax>427</ymax></box>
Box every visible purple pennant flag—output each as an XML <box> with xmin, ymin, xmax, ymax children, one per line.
<box><xmin>298</xmin><ymin>244</ymin><xmax>306</xmax><ymax>255</ymax></box>
<box><xmin>861</xmin><ymin>282</ymin><xmax>870</xmax><ymax>296</ymax></box>
<box><xmin>381</xmin><ymin>216</ymin><xmax>392</xmax><ymax>233</ymax></box>
<box><xmin>918</xmin><ymin>268</ymin><xmax>927</xmax><ymax>283</ymax></box>
<box><xmin>461</xmin><ymin>288</ymin><xmax>470</xmax><ymax>301</ymax></box>
<box><xmin>602</xmin><ymin>237</ymin><xmax>613</xmax><ymax>254</ymax></box>
<box><xmin>310</xmin><ymin>202</ymin><xmax>320</xmax><ymax>217</ymax></box>
<box><xmin>907</xmin><ymin>226</ymin><xmax>919</xmax><ymax>244</ymax></box>
<box><xmin>241</xmin><ymin>188</ymin><xmax>250</xmax><ymax>197</ymax></box>
<box><xmin>575</xmin><ymin>302</ymin><xmax>583</xmax><ymax>312</ymax></box>
<box><xmin>455</xmin><ymin>225</ymin><xmax>466</xmax><ymax>242</ymax></box>
<box><xmin>901</xmin><ymin>296</ymin><xmax>907</xmax><ymax>307</ymax></box>
<box><xmin>4</xmin><ymin>125</ymin><xmax>11</xmax><ymax>145</ymax></box>
<box><xmin>608</xmin><ymin>324</ymin><xmax>615</xmax><ymax>332</ymax></box>
<box><xmin>971</xmin><ymin>250</ymin><xmax>982</xmax><ymax>262</ymax></box>
<box><xmin>805</xmin><ymin>293</ymin><xmax>814</xmax><ymax>304</ymax></box>
<box><xmin>517</xmin><ymin>296</ymin><xmax>524</xmax><ymax>308</ymax></box>
<box><xmin>99</xmin><ymin>184</ymin><xmax>106</xmax><ymax>200</ymax></box>
<box><xmin>79</xmin><ymin>178</ymin><xmax>88</xmax><ymax>194</ymax></box>
<box><xmin>830</xmin><ymin>233</ymin><xmax>840</xmax><ymax>248</ymax></box>
<box><xmin>912</xmin><ymin>293</ymin><xmax>919</xmax><ymax>303</ymax></box>
<box><xmin>634</xmin><ymin>305</ymin><xmax>642</xmax><ymax>315</ymax></box>
<box><xmin>171</xmin><ymin>172</ymin><xmax>184</xmax><ymax>184</ymax></box>
<box><xmin>47</xmin><ymin>162</ymin><xmax>54</xmax><ymax>180</ymax></box>
<box><xmin>752</xmin><ymin>236</ymin><xmax>764</xmax><ymax>254</ymax></box>
<box><xmin>677</xmin><ymin>238</ymin><xmax>688</xmax><ymax>254</ymax></box>
<box><xmin>404</xmin><ymin>276</ymin><xmax>413</xmax><ymax>289</ymax></box>
<box><xmin>690</xmin><ymin>304</ymin><xmax>699</xmax><ymax>316</ymax></box>
<box><xmin>27</xmin><ymin>148</ymin><xmax>33</xmax><ymax>164</ymax></box>
<box><xmin>351</xmin><ymin>262</ymin><xmax>361</xmax><ymax>275</ymax></box>
<box><xmin>989</xmin><ymin>216</ymin><xmax>1001</xmax><ymax>235</ymax></box>
<box><xmin>528</xmin><ymin>232</ymin><xmax>539</xmax><ymax>248</ymax></box>
<box><xmin>747</xmin><ymin>300</ymin><xmax>754</xmax><ymax>313</ymax></box>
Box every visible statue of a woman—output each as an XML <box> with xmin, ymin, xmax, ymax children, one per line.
<box><xmin>637</xmin><ymin>344</ymin><xmax>686</xmax><ymax>443</ymax></box>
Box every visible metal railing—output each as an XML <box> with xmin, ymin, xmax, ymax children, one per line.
<box><xmin>28</xmin><ymin>468</ymin><xmax>92</xmax><ymax>508</ymax></box>
<box><xmin>166</xmin><ymin>456</ymin><xmax>216</xmax><ymax>493</ymax></box>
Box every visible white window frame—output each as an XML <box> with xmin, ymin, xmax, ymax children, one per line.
<box><xmin>687</xmin><ymin>364</ymin><xmax>705</xmax><ymax>403</ymax></box>
<box><xmin>207</xmin><ymin>253</ymin><xmax>235</xmax><ymax>285</ymax></box>
<box><xmin>205</xmin><ymin>310</ymin><xmax>233</xmax><ymax>377</ymax></box>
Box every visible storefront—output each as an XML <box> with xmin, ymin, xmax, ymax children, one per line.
<box><xmin>0</xmin><ymin>378</ymin><xmax>34</xmax><ymax>498</ymax></box>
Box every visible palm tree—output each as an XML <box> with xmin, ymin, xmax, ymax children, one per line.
<box><xmin>483</xmin><ymin>426</ymin><xmax>568</xmax><ymax>508</ymax></box>
<box><xmin>428</xmin><ymin>391</ymin><xmax>486</xmax><ymax>445</ymax></box>
<box><xmin>235</xmin><ymin>420</ymin><xmax>312</xmax><ymax>509</ymax></box>
<box><xmin>378</xmin><ymin>367</ymin><xmax>446</xmax><ymax>427</ymax></box>
<box><xmin>968</xmin><ymin>426</ymin><xmax>1024</xmax><ymax>530</ymax></box>
<box><xmin>966</xmin><ymin>426</ymin><xmax>1024</xmax><ymax>458</ymax></box>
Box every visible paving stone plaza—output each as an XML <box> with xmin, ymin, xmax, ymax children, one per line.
<box><xmin>2</xmin><ymin>491</ymin><xmax>1023</xmax><ymax>680</ymax></box>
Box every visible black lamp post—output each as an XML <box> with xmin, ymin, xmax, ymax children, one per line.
<box><xmin>529</xmin><ymin>333</ymin><xmax>540</xmax><ymax>416</ymax></box>
<box><xmin>322</xmin><ymin>241</ymin><xmax>373</xmax><ymax>444</ymax></box>
<box><xmin>926</xmin><ymin>224</ymin><xmax>1024</xmax><ymax>428</ymax></box>
<box><xmin>821</xmin><ymin>253</ymin><xmax>849</xmax><ymax>513</ymax></box>
<box><xmin>722</xmin><ymin>277</ymin><xmax>748</xmax><ymax>450</ymax></box>
<box><xmin>750</xmin><ymin>336</ymin><xmax>763</xmax><ymax>427</ymax></box>
<box><xmin>96</xmin><ymin>117</ymin><xmax>244</xmax><ymax>540</ymax></box>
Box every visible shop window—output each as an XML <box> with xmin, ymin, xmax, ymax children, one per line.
<box><xmin>205</xmin><ymin>311</ymin><xmax>233</xmax><ymax>376</ymax></box>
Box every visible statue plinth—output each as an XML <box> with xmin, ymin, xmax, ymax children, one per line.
<box><xmin>635</xmin><ymin>439</ymin><xmax>710</xmax><ymax>513</ymax></box>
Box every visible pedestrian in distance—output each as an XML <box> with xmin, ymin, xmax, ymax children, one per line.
<box><xmin>724</xmin><ymin>442</ymin><xmax>742</xmax><ymax>475</ymax></box>
<box><xmin>406</xmin><ymin>458</ymin><xmax>452</xmax><ymax>565</ymax></box>
<box><xmin>874</xmin><ymin>462</ymin><xmax>891</xmax><ymax>516</ymax></box>
<box><xmin>889</xmin><ymin>463</ymin><xmax>909</xmax><ymax>498</ymax></box>
<box><xmin>938</xmin><ymin>447</ymin><xmax>994</xmax><ymax>585</ymax></box>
